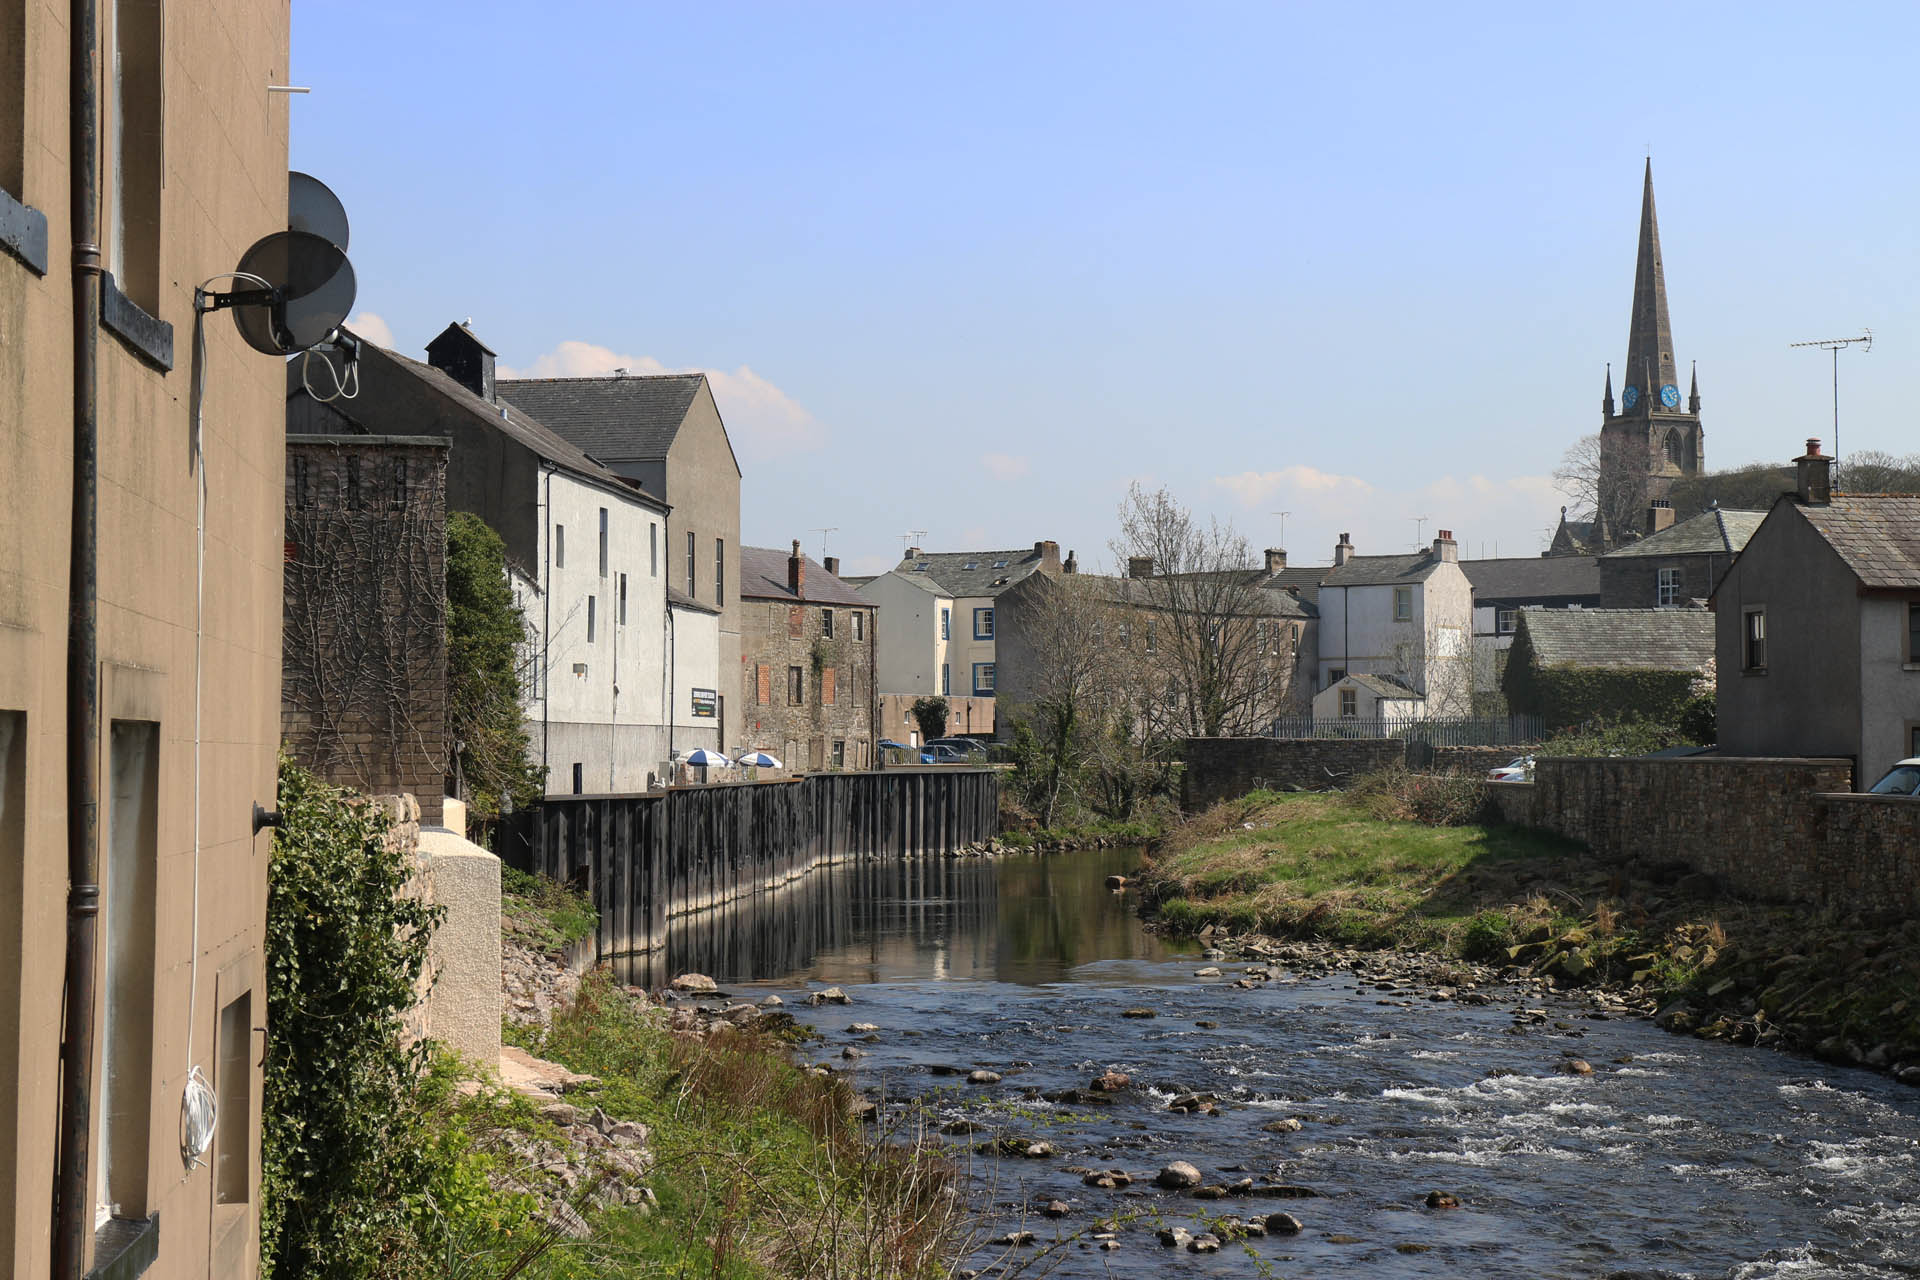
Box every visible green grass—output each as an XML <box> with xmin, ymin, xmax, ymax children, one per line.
<box><xmin>502</xmin><ymin>866</ymin><xmax>599</xmax><ymax>951</ymax></box>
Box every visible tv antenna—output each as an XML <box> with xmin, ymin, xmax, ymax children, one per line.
<box><xmin>1790</xmin><ymin>330</ymin><xmax>1872</xmax><ymax>481</ymax></box>
<box><xmin>811</xmin><ymin>527</ymin><xmax>839</xmax><ymax>560</ymax></box>
<box><xmin>1410</xmin><ymin>514</ymin><xmax>1431</xmax><ymax>547</ymax></box>
<box><xmin>1269</xmin><ymin>510</ymin><xmax>1291</xmax><ymax>547</ymax></box>
<box><xmin>899</xmin><ymin>530</ymin><xmax>927</xmax><ymax>557</ymax></box>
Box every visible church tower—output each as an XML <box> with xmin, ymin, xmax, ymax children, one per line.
<box><xmin>1598</xmin><ymin>161</ymin><xmax>1704</xmax><ymax>542</ymax></box>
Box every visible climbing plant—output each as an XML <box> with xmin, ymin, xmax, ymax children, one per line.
<box><xmin>447</xmin><ymin>512</ymin><xmax>544</xmax><ymax>826</ymax></box>
<box><xmin>910</xmin><ymin>695</ymin><xmax>949</xmax><ymax>742</ymax></box>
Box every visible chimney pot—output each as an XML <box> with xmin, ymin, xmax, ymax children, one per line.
<box><xmin>1645</xmin><ymin>499</ymin><xmax>1675</xmax><ymax>535</ymax></box>
<box><xmin>1806</xmin><ymin>437</ymin><xmax>1822</xmax><ymax>457</ymax></box>
<box><xmin>1432</xmin><ymin>530</ymin><xmax>1458</xmax><ymax>563</ymax></box>
<box><xmin>1064</xmin><ymin>550</ymin><xmax>1078</xmax><ymax>575</ymax></box>
<box><xmin>823</xmin><ymin>556</ymin><xmax>839</xmax><ymax>576</ymax></box>
<box><xmin>1333</xmin><ymin>532</ymin><xmax>1355</xmax><ymax>567</ymax></box>
<box><xmin>1796</xmin><ymin>438</ymin><xmax>1833</xmax><ymax>506</ymax></box>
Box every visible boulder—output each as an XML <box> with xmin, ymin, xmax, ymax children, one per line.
<box><xmin>669</xmin><ymin>973</ymin><xmax>718</xmax><ymax>993</ymax></box>
<box><xmin>1425</xmin><ymin>1190</ymin><xmax>1461</xmax><ymax>1209</ymax></box>
<box><xmin>968</xmin><ymin>1069</ymin><xmax>1002</xmax><ymax>1084</ymax></box>
<box><xmin>1105</xmin><ymin>874</ymin><xmax>1128</xmax><ymax>890</ymax></box>
<box><xmin>1156</xmin><ymin>1160</ymin><xmax>1203</xmax><ymax>1189</ymax></box>
<box><xmin>1261</xmin><ymin>1117</ymin><xmax>1303</xmax><ymax>1133</ymax></box>
<box><xmin>1090</xmin><ymin>1070</ymin><xmax>1130</xmax><ymax>1092</ymax></box>
<box><xmin>1187</xmin><ymin>1233</ymin><xmax>1221</xmax><ymax>1253</ymax></box>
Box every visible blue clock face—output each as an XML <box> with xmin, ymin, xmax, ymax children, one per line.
<box><xmin>1622</xmin><ymin>385</ymin><xmax>1640</xmax><ymax>410</ymax></box>
<box><xmin>1660</xmin><ymin>384</ymin><xmax>1681</xmax><ymax>409</ymax></box>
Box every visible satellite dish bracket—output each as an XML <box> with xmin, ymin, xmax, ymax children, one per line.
<box><xmin>197</xmin><ymin>285</ymin><xmax>295</xmax><ymax>352</ymax></box>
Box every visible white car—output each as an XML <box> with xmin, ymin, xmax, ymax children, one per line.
<box><xmin>1866</xmin><ymin>758</ymin><xmax>1920</xmax><ymax>796</ymax></box>
<box><xmin>1487</xmin><ymin>755</ymin><xmax>1533</xmax><ymax>783</ymax></box>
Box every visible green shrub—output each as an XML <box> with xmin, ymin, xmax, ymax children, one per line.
<box><xmin>1461</xmin><ymin>910</ymin><xmax>1517</xmax><ymax>961</ymax></box>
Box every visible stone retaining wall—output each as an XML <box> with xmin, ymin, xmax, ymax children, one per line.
<box><xmin>1181</xmin><ymin>737</ymin><xmax>1401</xmax><ymax>811</ymax></box>
<box><xmin>1426</xmin><ymin>745</ymin><xmax>1522</xmax><ymax>776</ymax></box>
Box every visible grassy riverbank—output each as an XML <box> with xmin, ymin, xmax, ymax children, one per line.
<box><xmin>1141</xmin><ymin>781</ymin><xmax>1920</xmax><ymax>1082</ymax></box>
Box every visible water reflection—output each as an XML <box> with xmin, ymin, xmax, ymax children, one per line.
<box><xmin>617</xmin><ymin>846</ymin><xmax>1182</xmax><ymax>988</ymax></box>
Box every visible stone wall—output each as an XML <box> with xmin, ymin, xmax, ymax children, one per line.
<box><xmin>739</xmin><ymin>596</ymin><xmax>877</xmax><ymax>771</ymax></box>
<box><xmin>1424</xmin><ymin>744</ymin><xmax>1523</xmax><ymax>775</ymax></box>
<box><xmin>1495</xmin><ymin>756</ymin><xmax>1919</xmax><ymax>916</ymax></box>
<box><xmin>389</xmin><ymin>796</ymin><xmax>503</xmax><ymax>1065</ymax></box>
<box><xmin>1181</xmin><ymin>737</ymin><xmax>1401</xmax><ymax>811</ymax></box>
<box><xmin>284</xmin><ymin>436</ymin><xmax>450</xmax><ymax>824</ymax></box>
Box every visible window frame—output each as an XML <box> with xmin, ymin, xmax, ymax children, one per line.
<box><xmin>853</xmin><ymin>611</ymin><xmax>864</xmax><ymax>641</ymax></box>
<box><xmin>618</xmin><ymin>573</ymin><xmax>628</xmax><ymax>625</ymax></box>
<box><xmin>1338</xmin><ymin>687</ymin><xmax>1357</xmax><ymax>719</ymax></box>
<box><xmin>939</xmin><ymin>607</ymin><xmax>950</xmax><ymax>641</ymax></box>
<box><xmin>1657</xmin><ymin>566</ymin><xmax>1683</xmax><ymax>608</ymax></box>
<box><xmin>650</xmin><ymin>523</ymin><xmax>658</xmax><ymax>577</ymax></box>
<box><xmin>1392</xmin><ymin>586</ymin><xmax>1413</xmax><ymax>622</ymax></box>
<box><xmin>1742</xmin><ymin>605</ymin><xmax>1767</xmax><ymax>673</ymax></box>
<box><xmin>686</xmin><ymin>531</ymin><xmax>696</xmax><ymax>597</ymax></box>
<box><xmin>940</xmin><ymin>663</ymin><xmax>950</xmax><ymax>696</ymax></box>
<box><xmin>715</xmin><ymin>537</ymin><xmax>725</xmax><ymax>607</ymax></box>
<box><xmin>973</xmin><ymin>607</ymin><xmax>995</xmax><ymax>640</ymax></box>
<box><xmin>1495</xmin><ymin>608</ymin><xmax>1517</xmax><ymax>635</ymax></box>
<box><xmin>597</xmin><ymin>508</ymin><xmax>609</xmax><ymax>577</ymax></box>
<box><xmin>788</xmin><ymin>665</ymin><xmax>805</xmax><ymax>705</ymax></box>
<box><xmin>1907</xmin><ymin>600</ymin><xmax>1920</xmax><ymax>668</ymax></box>
<box><xmin>586</xmin><ymin>595</ymin><xmax>596</xmax><ymax>644</ymax></box>
<box><xmin>821</xmin><ymin>608</ymin><xmax>834</xmax><ymax>639</ymax></box>
<box><xmin>554</xmin><ymin>524</ymin><xmax>565</xmax><ymax>568</ymax></box>
<box><xmin>972</xmin><ymin>662</ymin><xmax>996</xmax><ymax>695</ymax></box>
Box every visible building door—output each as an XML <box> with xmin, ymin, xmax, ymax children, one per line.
<box><xmin>716</xmin><ymin>695</ymin><xmax>725</xmax><ymax>752</ymax></box>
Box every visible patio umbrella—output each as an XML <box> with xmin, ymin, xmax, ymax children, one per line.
<box><xmin>737</xmin><ymin>751</ymin><xmax>782</xmax><ymax>768</ymax></box>
<box><xmin>684</xmin><ymin>748</ymin><xmax>733</xmax><ymax>767</ymax></box>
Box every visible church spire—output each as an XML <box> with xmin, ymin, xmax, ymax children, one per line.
<box><xmin>1625</xmin><ymin>158</ymin><xmax>1679</xmax><ymax>413</ymax></box>
<box><xmin>1603</xmin><ymin>363</ymin><xmax>1615</xmax><ymax>416</ymax></box>
<box><xmin>1688</xmin><ymin>360</ymin><xmax>1700</xmax><ymax>413</ymax></box>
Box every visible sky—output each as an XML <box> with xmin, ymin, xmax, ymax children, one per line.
<box><xmin>291</xmin><ymin>2</ymin><xmax>1920</xmax><ymax>576</ymax></box>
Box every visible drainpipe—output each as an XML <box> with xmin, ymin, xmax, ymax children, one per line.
<box><xmin>55</xmin><ymin>0</ymin><xmax>103</xmax><ymax>1272</ymax></box>
<box><xmin>666</xmin><ymin>604</ymin><xmax>677</xmax><ymax>764</ymax></box>
<box><xmin>540</xmin><ymin>465</ymin><xmax>552</xmax><ymax>786</ymax></box>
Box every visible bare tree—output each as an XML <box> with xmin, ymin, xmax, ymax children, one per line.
<box><xmin>1003</xmin><ymin>572</ymin><xmax>1126</xmax><ymax>826</ymax></box>
<box><xmin>1110</xmin><ymin>485</ymin><xmax>1300</xmax><ymax>738</ymax></box>
<box><xmin>1553</xmin><ymin>433</ymin><xmax>1641</xmax><ymax>546</ymax></box>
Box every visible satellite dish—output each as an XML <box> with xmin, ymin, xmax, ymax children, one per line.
<box><xmin>225</xmin><ymin>230</ymin><xmax>356</xmax><ymax>355</ymax></box>
<box><xmin>287</xmin><ymin>171</ymin><xmax>349</xmax><ymax>250</ymax></box>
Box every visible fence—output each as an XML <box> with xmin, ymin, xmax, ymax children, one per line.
<box><xmin>1266</xmin><ymin>713</ymin><xmax>1544</xmax><ymax>746</ymax></box>
<box><xmin>498</xmin><ymin>767</ymin><xmax>1002</xmax><ymax>977</ymax></box>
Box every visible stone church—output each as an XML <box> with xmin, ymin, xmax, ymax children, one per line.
<box><xmin>1551</xmin><ymin>162</ymin><xmax>1705</xmax><ymax>556</ymax></box>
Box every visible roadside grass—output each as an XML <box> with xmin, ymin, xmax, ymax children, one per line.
<box><xmin>503</xmin><ymin>866</ymin><xmax>598</xmax><ymax>952</ymax></box>
<box><xmin>504</xmin><ymin>973</ymin><xmax>962</xmax><ymax>1280</ymax></box>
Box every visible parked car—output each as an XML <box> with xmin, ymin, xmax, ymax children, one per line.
<box><xmin>1487</xmin><ymin>755</ymin><xmax>1533</xmax><ymax>783</ymax></box>
<box><xmin>1866</xmin><ymin>758</ymin><xmax>1920</xmax><ymax>796</ymax></box>
<box><xmin>926</xmin><ymin>737</ymin><xmax>988</xmax><ymax>759</ymax></box>
<box><xmin>926</xmin><ymin>743</ymin><xmax>973</xmax><ymax>763</ymax></box>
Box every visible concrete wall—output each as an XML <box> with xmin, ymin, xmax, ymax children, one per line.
<box><xmin>661</xmin><ymin>383</ymin><xmax>744</xmax><ymax>752</ymax></box>
<box><xmin>858</xmin><ymin>571</ymin><xmax>952</xmax><ymax>698</ymax></box>
<box><xmin>413</xmin><ymin>800</ymin><xmax>501</xmax><ymax>1068</ymax></box>
<box><xmin>739</xmin><ymin>596</ymin><xmax>877</xmax><ymax>771</ymax></box>
<box><xmin>1858</xmin><ymin>595</ymin><xmax>1920</xmax><ymax>784</ymax></box>
<box><xmin>875</xmin><ymin>694</ymin><xmax>996</xmax><ymax>743</ymax></box>
<box><xmin>1</xmin><ymin>4</ymin><xmax>289</xmax><ymax>1274</ymax></box>
<box><xmin>283</xmin><ymin>437</ymin><xmax>449</xmax><ymax>825</ymax></box>
<box><xmin>1180</xmin><ymin>737</ymin><xmax>1402</xmax><ymax>811</ymax></box>
<box><xmin>669</xmin><ymin>602</ymin><xmax>722</xmax><ymax>756</ymax></box>
<box><xmin>1714</xmin><ymin>507</ymin><xmax>1864</xmax><ymax>768</ymax></box>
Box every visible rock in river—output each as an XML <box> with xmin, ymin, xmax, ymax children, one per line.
<box><xmin>669</xmin><ymin>973</ymin><xmax>717</xmax><ymax>993</ymax></box>
<box><xmin>968</xmin><ymin>1069</ymin><xmax>1002</xmax><ymax>1084</ymax></box>
<box><xmin>1264</xmin><ymin>1211</ymin><xmax>1303</xmax><ymax>1234</ymax></box>
<box><xmin>1425</xmin><ymin>1190</ymin><xmax>1461</xmax><ymax>1209</ymax></box>
<box><xmin>1156</xmin><ymin>1161</ymin><xmax>1203</xmax><ymax>1189</ymax></box>
<box><xmin>1090</xmin><ymin>1070</ymin><xmax>1130</xmax><ymax>1091</ymax></box>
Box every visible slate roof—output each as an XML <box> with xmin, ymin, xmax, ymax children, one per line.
<box><xmin>1321</xmin><ymin>551</ymin><xmax>1448</xmax><ymax>587</ymax></box>
<box><xmin>497</xmin><ymin>374</ymin><xmax>709</xmax><ymax>463</ymax></box>
<box><xmin>1461</xmin><ymin>556</ymin><xmax>1601</xmax><ymax>603</ymax></box>
<box><xmin>1099</xmin><ymin>573</ymin><xmax>1316</xmax><ymax>620</ymax></box>
<box><xmin>1798</xmin><ymin>494</ymin><xmax>1920</xmax><ymax>588</ymax></box>
<box><xmin>739</xmin><ymin>545</ymin><xmax>870</xmax><ymax>606</ymax></box>
<box><xmin>380</xmin><ymin>347</ymin><xmax>667</xmax><ymax>509</ymax></box>
<box><xmin>668</xmin><ymin>586</ymin><xmax>720</xmax><ymax>615</ymax></box>
<box><xmin>1346</xmin><ymin>673</ymin><xmax>1424</xmax><ymax>699</ymax></box>
<box><xmin>897</xmin><ymin>548</ymin><xmax>1048</xmax><ymax>598</ymax></box>
<box><xmin>1516</xmin><ymin>607</ymin><xmax>1715</xmax><ymax>671</ymax></box>
<box><xmin>1602</xmin><ymin>508</ymin><xmax>1766</xmax><ymax>559</ymax></box>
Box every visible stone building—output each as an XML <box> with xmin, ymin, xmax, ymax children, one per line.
<box><xmin>282</xmin><ymin>436</ymin><xmax>450</xmax><ymax>823</ymax></box>
<box><xmin>1598</xmin><ymin>504</ymin><xmax>1764</xmax><ymax>610</ymax></box>
<box><xmin>738</xmin><ymin>544</ymin><xmax>877</xmax><ymax>771</ymax></box>
<box><xmin>2</xmin><ymin>2</ymin><xmax>291</xmax><ymax>1274</ymax></box>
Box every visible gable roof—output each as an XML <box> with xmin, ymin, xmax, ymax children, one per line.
<box><xmin>496</xmin><ymin>373</ymin><xmax>709</xmax><ymax>464</ymax></box>
<box><xmin>1462</xmin><ymin>556</ymin><xmax>1601</xmax><ymax>602</ymax></box>
<box><xmin>1321</xmin><ymin>551</ymin><xmax>1448</xmax><ymax>587</ymax></box>
<box><xmin>373</xmin><ymin>345</ymin><xmax>667</xmax><ymax>510</ymax></box>
<box><xmin>1516</xmin><ymin>607</ymin><xmax>1714</xmax><ymax>671</ymax></box>
<box><xmin>1345</xmin><ymin>673</ymin><xmax>1423</xmax><ymax>700</ymax></box>
<box><xmin>1796</xmin><ymin>494</ymin><xmax>1920</xmax><ymax>588</ymax></box>
<box><xmin>897</xmin><ymin>548</ymin><xmax>1048</xmax><ymax>597</ymax></box>
<box><xmin>738</xmin><ymin>546</ymin><xmax>870</xmax><ymax>607</ymax></box>
<box><xmin>1602</xmin><ymin>507</ymin><xmax>1766</xmax><ymax>559</ymax></box>
<box><xmin>668</xmin><ymin>586</ymin><xmax>720</xmax><ymax>615</ymax></box>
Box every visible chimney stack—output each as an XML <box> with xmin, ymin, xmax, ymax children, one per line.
<box><xmin>1645</xmin><ymin>499</ymin><xmax>1674</xmax><ymax>535</ymax></box>
<box><xmin>1432</xmin><ymin>529</ymin><xmax>1458</xmax><ymax>563</ymax></box>
<box><xmin>425</xmin><ymin>321</ymin><xmax>497</xmax><ymax>403</ymax></box>
<box><xmin>1064</xmin><ymin>549</ymin><xmax>1078</xmax><ymax>574</ymax></box>
<box><xmin>1035</xmin><ymin>539</ymin><xmax>1061</xmax><ymax>571</ymax></box>
<box><xmin>823</xmin><ymin>555</ymin><xmax>840</xmax><ymax>577</ymax></box>
<box><xmin>789</xmin><ymin>539</ymin><xmax>805</xmax><ymax>596</ymax></box>
<box><xmin>1796</xmin><ymin>438</ymin><xmax>1832</xmax><ymax>506</ymax></box>
<box><xmin>1333</xmin><ymin>532</ymin><xmax>1354</xmax><ymax>567</ymax></box>
<box><xmin>904</xmin><ymin>546</ymin><xmax>921</xmax><ymax>561</ymax></box>
<box><xmin>1127</xmin><ymin>555</ymin><xmax>1154</xmax><ymax>579</ymax></box>
<box><xmin>1264</xmin><ymin>548</ymin><xmax>1287</xmax><ymax>573</ymax></box>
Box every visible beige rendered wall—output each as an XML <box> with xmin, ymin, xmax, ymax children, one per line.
<box><xmin>0</xmin><ymin>2</ymin><xmax>290</xmax><ymax>1276</ymax></box>
<box><xmin>663</xmin><ymin>384</ymin><xmax>743</xmax><ymax>751</ymax></box>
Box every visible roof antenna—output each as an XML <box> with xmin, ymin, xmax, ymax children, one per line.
<box><xmin>811</xmin><ymin>526</ymin><xmax>838</xmax><ymax>560</ymax></box>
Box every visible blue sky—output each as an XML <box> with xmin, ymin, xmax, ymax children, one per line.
<box><xmin>293</xmin><ymin>2</ymin><xmax>1920</xmax><ymax>575</ymax></box>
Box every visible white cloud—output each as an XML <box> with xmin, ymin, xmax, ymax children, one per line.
<box><xmin>981</xmin><ymin>452</ymin><xmax>1030</xmax><ymax>481</ymax></box>
<box><xmin>1213</xmin><ymin>465</ymin><xmax>1560</xmax><ymax>559</ymax></box>
<box><xmin>347</xmin><ymin>311</ymin><xmax>394</xmax><ymax>349</ymax></box>
<box><xmin>1214</xmin><ymin>465</ymin><xmax>1375</xmax><ymax>508</ymax></box>
<box><xmin>499</xmin><ymin>340</ymin><xmax>825</xmax><ymax>458</ymax></box>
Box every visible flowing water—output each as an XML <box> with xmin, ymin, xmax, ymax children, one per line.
<box><xmin>669</xmin><ymin>847</ymin><xmax>1920</xmax><ymax>1278</ymax></box>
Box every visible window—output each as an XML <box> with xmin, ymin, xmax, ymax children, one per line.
<box><xmin>715</xmin><ymin>538</ymin><xmax>725</xmax><ymax>607</ymax></box>
<box><xmin>598</xmin><ymin>508</ymin><xmax>608</xmax><ymax>576</ymax></box>
<box><xmin>832</xmin><ymin>740</ymin><xmax>845</xmax><ymax>769</ymax></box>
<box><xmin>789</xmin><ymin>666</ymin><xmax>805</xmax><ymax>705</ymax></box>
<box><xmin>554</xmin><ymin>524</ymin><xmax>565</xmax><ymax>568</ymax></box>
<box><xmin>1743</xmin><ymin>607</ymin><xmax>1767</xmax><ymax>672</ymax></box>
<box><xmin>1908</xmin><ymin>602</ymin><xmax>1919</xmax><ymax>664</ymax></box>
<box><xmin>1657</xmin><ymin>567</ymin><xmax>1683</xmax><ymax>608</ymax></box>
<box><xmin>1393</xmin><ymin>587</ymin><xmax>1413</xmax><ymax>622</ymax></box>
<box><xmin>822</xmin><ymin>608</ymin><xmax>834</xmax><ymax>638</ymax></box>
<box><xmin>571</xmin><ymin>763</ymin><xmax>583</xmax><ymax>794</ymax></box>
<box><xmin>586</xmin><ymin>596</ymin><xmax>596</xmax><ymax>643</ymax></box>
<box><xmin>686</xmin><ymin>531</ymin><xmax>696</xmax><ymax>596</ymax></box>
<box><xmin>853</xmin><ymin>611</ymin><xmax>865</xmax><ymax>641</ymax></box>
<box><xmin>1339</xmin><ymin>687</ymin><xmax>1357</xmax><ymax>719</ymax></box>
<box><xmin>618</xmin><ymin>574</ymin><xmax>628</xmax><ymax>625</ymax></box>
<box><xmin>941</xmin><ymin>663</ymin><xmax>950</xmax><ymax>696</ymax></box>
<box><xmin>650</xmin><ymin>523</ymin><xmax>658</xmax><ymax>577</ymax></box>
<box><xmin>1</xmin><ymin>0</ymin><xmax>23</xmax><ymax>205</ymax></box>
<box><xmin>108</xmin><ymin>0</ymin><xmax>164</xmax><ymax>313</ymax></box>
<box><xmin>972</xmin><ymin>662</ymin><xmax>996</xmax><ymax>695</ymax></box>
<box><xmin>1665</xmin><ymin>428</ymin><xmax>1685</xmax><ymax>469</ymax></box>
<box><xmin>1496</xmin><ymin>609</ymin><xmax>1517</xmax><ymax>635</ymax></box>
<box><xmin>974</xmin><ymin>608</ymin><xmax>995</xmax><ymax>639</ymax></box>
<box><xmin>102</xmin><ymin>720</ymin><xmax>159</xmax><ymax>1226</ymax></box>
<box><xmin>788</xmin><ymin>606</ymin><xmax>805</xmax><ymax>639</ymax></box>
<box><xmin>215</xmin><ymin>991</ymin><xmax>252</xmax><ymax>1206</ymax></box>
<box><xmin>940</xmin><ymin>608</ymin><xmax>950</xmax><ymax>640</ymax></box>
<box><xmin>1327</xmin><ymin>666</ymin><xmax>1346</xmax><ymax>689</ymax></box>
<box><xmin>756</xmin><ymin>664</ymin><xmax>771</xmax><ymax>705</ymax></box>
<box><xmin>821</xmin><ymin>668</ymin><xmax>837</xmax><ymax>706</ymax></box>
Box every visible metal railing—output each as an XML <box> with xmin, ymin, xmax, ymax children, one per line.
<box><xmin>1266</xmin><ymin>713</ymin><xmax>1545</xmax><ymax>746</ymax></box>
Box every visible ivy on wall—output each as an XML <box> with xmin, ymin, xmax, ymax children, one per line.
<box><xmin>1501</xmin><ymin>629</ymin><xmax>1698</xmax><ymax>731</ymax></box>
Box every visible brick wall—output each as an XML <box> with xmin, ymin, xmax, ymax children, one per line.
<box><xmin>738</xmin><ymin>597</ymin><xmax>877</xmax><ymax>770</ymax></box>
<box><xmin>1497</xmin><ymin>756</ymin><xmax>1920</xmax><ymax>915</ymax></box>
<box><xmin>283</xmin><ymin>438</ymin><xmax>449</xmax><ymax>824</ymax></box>
<box><xmin>1181</xmin><ymin>737</ymin><xmax>1401</xmax><ymax>811</ymax></box>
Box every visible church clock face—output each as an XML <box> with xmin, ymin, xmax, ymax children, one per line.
<box><xmin>1660</xmin><ymin>384</ymin><xmax>1681</xmax><ymax>408</ymax></box>
<box><xmin>1622</xmin><ymin>385</ymin><xmax>1640</xmax><ymax>410</ymax></box>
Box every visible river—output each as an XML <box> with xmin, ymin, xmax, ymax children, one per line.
<box><xmin>663</xmin><ymin>846</ymin><xmax>1920</xmax><ymax>1278</ymax></box>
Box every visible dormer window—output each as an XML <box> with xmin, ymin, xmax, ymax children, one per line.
<box><xmin>963</xmin><ymin>561</ymin><xmax>978</xmax><ymax>570</ymax></box>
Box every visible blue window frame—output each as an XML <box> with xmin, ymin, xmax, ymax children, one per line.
<box><xmin>940</xmin><ymin>607</ymin><xmax>950</xmax><ymax>640</ymax></box>
<box><xmin>941</xmin><ymin>663</ymin><xmax>950</xmax><ymax>696</ymax></box>
<box><xmin>974</xmin><ymin>607</ymin><xmax>994</xmax><ymax>640</ymax></box>
<box><xmin>972</xmin><ymin>662</ymin><xmax>996</xmax><ymax>695</ymax></box>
